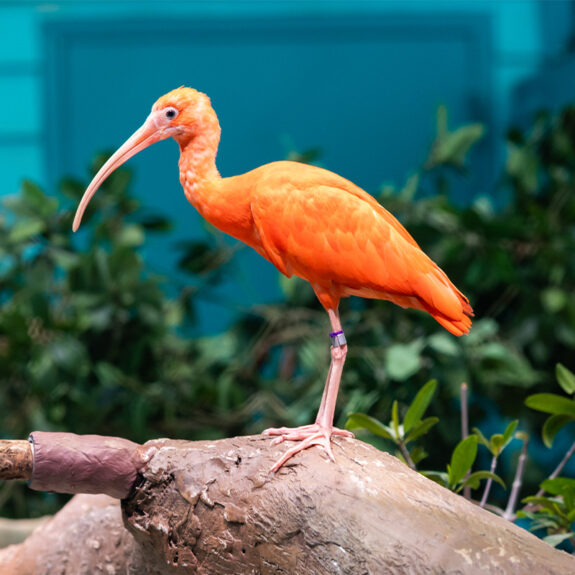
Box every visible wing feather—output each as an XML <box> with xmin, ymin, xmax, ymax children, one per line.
<box><xmin>248</xmin><ymin>161</ymin><xmax>472</xmax><ymax>334</ymax></box>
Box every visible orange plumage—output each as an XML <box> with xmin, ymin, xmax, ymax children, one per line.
<box><xmin>74</xmin><ymin>87</ymin><xmax>473</xmax><ymax>471</ymax></box>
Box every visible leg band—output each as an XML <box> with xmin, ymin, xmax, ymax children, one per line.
<box><xmin>330</xmin><ymin>330</ymin><xmax>347</xmax><ymax>347</ymax></box>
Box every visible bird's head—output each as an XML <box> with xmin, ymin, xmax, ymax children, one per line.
<box><xmin>72</xmin><ymin>86</ymin><xmax>217</xmax><ymax>232</ymax></box>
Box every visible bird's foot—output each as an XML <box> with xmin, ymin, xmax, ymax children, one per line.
<box><xmin>263</xmin><ymin>423</ymin><xmax>354</xmax><ymax>472</ymax></box>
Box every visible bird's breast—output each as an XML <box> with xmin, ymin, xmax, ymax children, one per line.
<box><xmin>181</xmin><ymin>172</ymin><xmax>262</xmax><ymax>251</ymax></box>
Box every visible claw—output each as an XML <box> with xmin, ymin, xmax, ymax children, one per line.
<box><xmin>263</xmin><ymin>423</ymin><xmax>354</xmax><ymax>472</ymax></box>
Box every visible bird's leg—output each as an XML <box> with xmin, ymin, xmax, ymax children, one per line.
<box><xmin>264</xmin><ymin>309</ymin><xmax>353</xmax><ymax>472</ymax></box>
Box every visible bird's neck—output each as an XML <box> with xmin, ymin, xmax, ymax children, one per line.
<box><xmin>178</xmin><ymin>121</ymin><xmax>222</xmax><ymax>203</ymax></box>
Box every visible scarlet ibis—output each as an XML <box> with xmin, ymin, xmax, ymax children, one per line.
<box><xmin>73</xmin><ymin>87</ymin><xmax>472</xmax><ymax>471</ymax></box>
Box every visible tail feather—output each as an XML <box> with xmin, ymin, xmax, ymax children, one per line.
<box><xmin>408</xmin><ymin>265</ymin><xmax>473</xmax><ymax>336</ymax></box>
<box><xmin>430</xmin><ymin>307</ymin><xmax>473</xmax><ymax>336</ymax></box>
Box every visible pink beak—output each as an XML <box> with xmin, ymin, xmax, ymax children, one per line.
<box><xmin>72</xmin><ymin>112</ymin><xmax>175</xmax><ymax>232</ymax></box>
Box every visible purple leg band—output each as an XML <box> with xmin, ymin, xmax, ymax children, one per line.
<box><xmin>330</xmin><ymin>330</ymin><xmax>347</xmax><ymax>347</ymax></box>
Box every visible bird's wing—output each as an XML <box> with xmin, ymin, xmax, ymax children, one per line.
<box><xmin>249</xmin><ymin>162</ymin><xmax>471</xmax><ymax>332</ymax></box>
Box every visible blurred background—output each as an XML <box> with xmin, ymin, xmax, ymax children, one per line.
<box><xmin>1</xmin><ymin>0</ymin><xmax>575</xmax><ymax>539</ymax></box>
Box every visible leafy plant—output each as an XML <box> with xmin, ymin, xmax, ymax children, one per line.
<box><xmin>348</xmin><ymin>380</ymin><xmax>506</xmax><ymax>497</ymax></box>
<box><xmin>515</xmin><ymin>364</ymin><xmax>575</xmax><ymax>547</ymax></box>
<box><xmin>519</xmin><ymin>478</ymin><xmax>575</xmax><ymax>548</ymax></box>
<box><xmin>473</xmin><ymin>420</ymin><xmax>518</xmax><ymax>506</ymax></box>
<box><xmin>420</xmin><ymin>436</ymin><xmax>480</xmax><ymax>492</ymax></box>
<box><xmin>425</xmin><ymin>105</ymin><xmax>485</xmax><ymax>170</ymax></box>
<box><xmin>346</xmin><ymin>379</ymin><xmax>438</xmax><ymax>468</ymax></box>
<box><xmin>526</xmin><ymin>364</ymin><xmax>575</xmax><ymax>447</ymax></box>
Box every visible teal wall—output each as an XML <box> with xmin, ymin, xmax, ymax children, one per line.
<box><xmin>1</xmin><ymin>0</ymin><xmax>574</xmax><ymax>333</ymax></box>
<box><xmin>3</xmin><ymin>0</ymin><xmax>571</xmax><ymax>193</ymax></box>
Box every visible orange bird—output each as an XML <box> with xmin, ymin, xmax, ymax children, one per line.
<box><xmin>73</xmin><ymin>87</ymin><xmax>473</xmax><ymax>471</ymax></box>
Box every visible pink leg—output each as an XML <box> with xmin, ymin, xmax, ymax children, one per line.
<box><xmin>264</xmin><ymin>309</ymin><xmax>354</xmax><ymax>472</ymax></box>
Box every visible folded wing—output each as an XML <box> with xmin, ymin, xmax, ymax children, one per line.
<box><xmin>249</xmin><ymin>162</ymin><xmax>472</xmax><ymax>336</ymax></box>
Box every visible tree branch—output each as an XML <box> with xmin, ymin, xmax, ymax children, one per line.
<box><xmin>504</xmin><ymin>435</ymin><xmax>529</xmax><ymax>521</ymax></box>
<box><xmin>479</xmin><ymin>454</ymin><xmax>498</xmax><ymax>508</ymax></box>
<box><xmin>0</xmin><ymin>440</ymin><xmax>33</xmax><ymax>481</ymax></box>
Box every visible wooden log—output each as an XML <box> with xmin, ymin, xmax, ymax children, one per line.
<box><xmin>0</xmin><ymin>440</ymin><xmax>33</xmax><ymax>481</ymax></box>
<box><xmin>1</xmin><ymin>434</ymin><xmax>574</xmax><ymax>574</ymax></box>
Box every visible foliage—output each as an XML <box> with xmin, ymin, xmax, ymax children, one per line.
<box><xmin>519</xmin><ymin>477</ymin><xmax>575</xmax><ymax>548</ymax></box>
<box><xmin>474</xmin><ymin>419</ymin><xmax>518</xmax><ymax>457</ymax></box>
<box><xmin>519</xmin><ymin>364</ymin><xmax>575</xmax><ymax>547</ymax></box>
<box><xmin>0</xmin><ymin>156</ymin><xmax>250</xmax><ymax>517</ymax></box>
<box><xmin>526</xmin><ymin>363</ymin><xmax>575</xmax><ymax>447</ymax></box>
<box><xmin>346</xmin><ymin>381</ymin><xmax>507</xmax><ymax>496</ymax></box>
<box><xmin>347</xmin><ymin>379</ymin><xmax>438</xmax><ymax>468</ymax></box>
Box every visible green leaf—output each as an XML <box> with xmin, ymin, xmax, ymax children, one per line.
<box><xmin>117</xmin><ymin>224</ymin><xmax>145</xmax><ymax>247</ymax></box>
<box><xmin>491</xmin><ymin>434</ymin><xmax>505</xmax><ymax>455</ymax></box>
<box><xmin>20</xmin><ymin>180</ymin><xmax>58</xmax><ymax>217</ymax></box>
<box><xmin>345</xmin><ymin>412</ymin><xmax>393</xmax><ymax>440</ymax></box>
<box><xmin>502</xmin><ymin>420</ymin><xmax>519</xmax><ymax>446</ymax></box>
<box><xmin>21</xmin><ymin>180</ymin><xmax>46</xmax><ymax>203</ymax></box>
<box><xmin>403</xmin><ymin>379</ymin><xmax>437</xmax><ymax>433</ymax></box>
<box><xmin>408</xmin><ymin>445</ymin><xmax>429</xmax><ymax>465</ymax></box>
<box><xmin>437</xmin><ymin>124</ymin><xmax>485</xmax><ymax>167</ymax></box>
<box><xmin>399</xmin><ymin>173</ymin><xmax>419</xmax><ymax>202</ymax></box>
<box><xmin>525</xmin><ymin>393</ymin><xmax>575</xmax><ymax>417</ymax></box>
<box><xmin>448</xmin><ymin>436</ymin><xmax>478</xmax><ymax>489</ymax></box>
<box><xmin>60</xmin><ymin>178</ymin><xmax>85</xmax><ymax>201</ymax></box>
<box><xmin>477</xmin><ymin>420</ymin><xmax>519</xmax><ymax>456</ymax></box>
<box><xmin>541</xmin><ymin>288</ymin><xmax>567</xmax><ymax>313</ymax></box>
<box><xmin>427</xmin><ymin>332</ymin><xmax>459</xmax><ymax>356</ymax></box>
<box><xmin>473</xmin><ymin>427</ymin><xmax>491</xmax><ymax>449</ymax></box>
<box><xmin>541</xmin><ymin>477</ymin><xmax>575</xmax><ymax>497</ymax></box>
<box><xmin>542</xmin><ymin>414</ymin><xmax>574</xmax><ymax>448</ymax></box>
<box><xmin>8</xmin><ymin>219</ymin><xmax>45</xmax><ymax>242</ymax></box>
<box><xmin>428</xmin><ymin>107</ymin><xmax>484</xmax><ymax>168</ymax></box>
<box><xmin>477</xmin><ymin>342</ymin><xmax>510</xmax><ymax>361</ymax></box>
<box><xmin>530</xmin><ymin>517</ymin><xmax>563</xmax><ymax>531</ymax></box>
<box><xmin>95</xmin><ymin>362</ymin><xmax>124</xmax><ymax>387</ymax></box>
<box><xmin>385</xmin><ymin>339</ymin><xmax>423</xmax><ymax>381</ymax></box>
<box><xmin>49</xmin><ymin>247</ymin><xmax>77</xmax><ymax>269</ymax></box>
<box><xmin>465</xmin><ymin>318</ymin><xmax>498</xmax><ymax>345</ymax></box>
<box><xmin>405</xmin><ymin>417</ymin><xmax>439</xmax><ymax>444</ymax></box>
<box><xmin>556</xmin><ymin>364</ymin><xmax>575</xmax><ymax>395</ymax></box>
<box><xmin>197</xmin><ymin>332</ymin><xmax>238</xmax><ymax>364</ymax></box>
<box><xmin>461</xmin><ymin>471</ymin><xmax>506</xmax><ymax>491</ymax></box>
<box><xmin>522</xmin><ymin>496</ymin><xmax>564</xmax><ymax>516</ymax></box>
<box><xmin>507</xmin><ymin>142</ymin><xmax>539</xmax><ymax>193</ymax></box>
<box><xmin>543</xmin><ymin>533</ymin><xmax>574</xmax><ymax>548</ymax></box>
<box><xmin>420</xmin><ymin>470</ymin><xmax>449</xmax><ymax>487</ymax></box>
<box><xmin>47</xmin><ymin>336</ymin><xmax>88</xmax><ymax>372</ymax></box>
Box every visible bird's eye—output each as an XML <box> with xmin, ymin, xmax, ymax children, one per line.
<box><xmin>165</xmin><ymin>107</ymin><xmax>178</xmax><ymax>120</ymax></box>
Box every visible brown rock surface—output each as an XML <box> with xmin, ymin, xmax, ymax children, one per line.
<box><xmin>1</xmin><ymin>435</ymin><xmax>574</xmax><ymax>574</ymax></box>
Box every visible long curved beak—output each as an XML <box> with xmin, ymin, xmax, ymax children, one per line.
<box><xmin>72</xmin><ymin>113</ymin><xmax>172</xmax><ymax>232</ymax></box>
